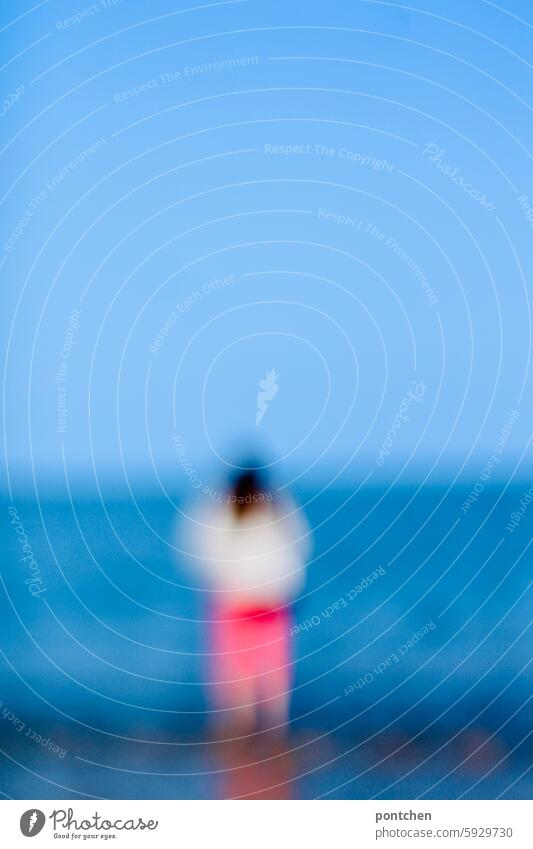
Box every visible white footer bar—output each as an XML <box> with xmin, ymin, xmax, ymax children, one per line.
<box><xmin>1</xmin><ymin>799</ymin><xmax>530</xmax><ymax>848</ymax></box>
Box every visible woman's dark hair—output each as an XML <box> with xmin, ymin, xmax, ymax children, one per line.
<box><xmin>229</xmin><ymin>468</ymin><xmax>272</xmax><ymax>517</ymax></box>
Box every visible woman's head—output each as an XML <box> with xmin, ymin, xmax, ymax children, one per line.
<box><xmin>228</xmin><ymin>468</ymin><xmax>273</xmax><ymax>517</ymax></box>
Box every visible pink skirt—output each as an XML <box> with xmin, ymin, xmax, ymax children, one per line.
<box><xmin>210</xmin><ymin>604</ymin><xmax>292</xmax><ymax>712</ymax></box>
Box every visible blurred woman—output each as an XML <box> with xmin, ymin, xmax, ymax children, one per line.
<box><xmin>185</xmin><ymin>468</ymin><xmax>310</xmax><ymax>735</ymax></box>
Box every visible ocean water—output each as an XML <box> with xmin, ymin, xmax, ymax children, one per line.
<box><xmin>0</xmin><ymin>483</ymin><xmax>531</xmax><ymax>799</ymax></box>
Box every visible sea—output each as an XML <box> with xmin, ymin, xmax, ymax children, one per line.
<box><xmin>0</xmin><ymin>482</ymin><xmax>531</xmax><ymax>799</ymax></box>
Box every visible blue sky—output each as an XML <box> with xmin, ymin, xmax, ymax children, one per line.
<box><xmin>1</xmin><ymin>0</ymin><xmax>532</xmax><ymax>491</ymax></box>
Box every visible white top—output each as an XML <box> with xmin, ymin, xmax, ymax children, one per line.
<box><xmin>182</xmin><ymin>500</ymin><xmax>311</xmax><ymax>608</ymax></box>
